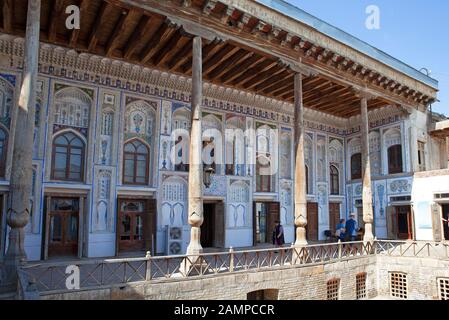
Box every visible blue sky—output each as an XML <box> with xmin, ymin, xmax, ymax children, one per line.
<box><xmin>286</xmin><ymin>0</ymin><xmax>449</xmax><ymax>116</ymax></box>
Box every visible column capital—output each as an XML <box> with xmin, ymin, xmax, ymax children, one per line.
<box><xmin>352</xmin><ymin>87</ymin><xmax>377</xmax><ymax>101</ymax></box>
<box><xmin>280</xmin><ymin>57</ymin><xmax>318</xmax><ymax>77</ymax></box>
<box><xmin>170</xmin><ymin>17</ymin><xmax>226</xmax><ymax>42</ymax></box>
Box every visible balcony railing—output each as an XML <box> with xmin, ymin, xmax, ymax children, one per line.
<box><xmin>18</xmin><ymin>240</ymin><xmax>449</xmax><ymax>295</ymax></box>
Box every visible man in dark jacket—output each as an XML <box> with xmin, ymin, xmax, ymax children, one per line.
<box><xmin>345</xmin><ymin>214</ymin><xmax>359</xmax><ymax>242</ymax></box>
<box><xmin>272</xmin><ymin>220</ymin><xmax>285</xmax><ymax>246</ymax></box>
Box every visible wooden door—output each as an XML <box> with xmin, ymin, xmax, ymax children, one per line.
<box><xmin>253</xmin><ymin>202</ymin><xmax>257</xmax><ymax>245</ymax></box>
<box><xmin>329</xmin><ymin>203</ymin><xmax>340</xmax><ymax>234</ymax></box>
<box><xmin>143</xmin><ymin>199</ymin><xmax>157</xmax><ymax>253</ymax></box>
<box><xmin>47</xmin><ymin>198</ymin><xmax>79</xmax><ymax>257</ymax></box>
<box><xmin>443</xmin><ymin>204</ymin><xmax>449</xmax><ymax>241</ymax></box>
<box><xmin>118</xmin><ymin>199</ymin><xmax>149</xmax><ymax>252</ymax></box>
<box><xmin>306</xmin><ymin>202</ymin><xmax>318</xmax><ymax>241</ymax></box>
<box><xmin>386</xmin><ymin>206</ymin><xmax>396</xmax><ymax>239</ymax></box>
<box><xmin>214</xmin><ymin>201</ymin><xmax>225</xmax><ymax>248</ymax></box>
<box><xmin>266</xmin><ymin>202</ymin><xmax>280</xmax><ymax>244</ymax></box>
<box><xmin>395</xmin><ymin>205</ymin><xmax>412</xmax><ymax>240</ymax></box>
<box><xmin>201</xmin><ymin>203</ymin><xmax>215</xmax><ymax>247</ymax></box>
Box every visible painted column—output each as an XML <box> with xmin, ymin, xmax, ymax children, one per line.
<box><xmin>186</xmin><ymin>36</ymin><xmax>204</xmax><ymax>255</ymax></box>
<box><xmin>294</xmin><ymin>73</ymin><xmax>308</xmax><ymax>245</ymax></box>
<box><xmin>360</xmin><ymin>97</ymin><xmax>374</xmax><ymax>242</ymax></box>
<box><xmin>3</xmin><ymin>0</ymin><xmax>40</xmax><ymax>287</ymax></box>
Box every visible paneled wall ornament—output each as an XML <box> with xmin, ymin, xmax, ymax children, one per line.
<box><xmin>389</xmin><ymin>179</ymin><xmax>411</xmax><ymax>194</ymax></box>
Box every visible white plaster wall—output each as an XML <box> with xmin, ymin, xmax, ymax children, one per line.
<box><xmin>225</xmin><ymin>228</ymin><xmax>253</xmax><ymax>248</ymax></box>
<box><xmin>88</xmin><ymin>233</ymin><xmax>116</xmax><ymax>257</ymax></box>
<box><xmin>24</xmin><ymin>234</ymin><xmax>42</xmax><ymax>261</ymax></box>
<box><xmin>412</xmin><ymin>174</ymin><xmax>449</xmax><ymax>241</ymax></box>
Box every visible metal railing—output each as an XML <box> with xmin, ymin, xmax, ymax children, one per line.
<box><xmin>19</xmin><ymin>241</ymin><xmax>374</xmax><ymax>294</ymax></box>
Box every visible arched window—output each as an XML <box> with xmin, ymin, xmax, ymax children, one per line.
<box><xmin>0</xmin><ymin>128</ymin><xmax>8</xmax><ymax>178</ymax></box>
<box><xmin>388</xmin><ymin>145</ymin><xmax>403</xmax><ymax>174</ymax></box>
<box><xmin>330</xmin><ymin>165</ymin><xmax>339</xmax><ymax>195</ymax></box>
<box><xmin>123</xmin><ymin>139</ymin><xmax>149</xmax><ymax>185</ymax></box>
<box><xmin>351</xmin><ymin>153</ymin><xmax>362</xmax><ymax>180</ymax></box>
<box><xmin>51</xmin><ymin>132</ymin><xmax>85</xmax><ymax>181</ymax></box>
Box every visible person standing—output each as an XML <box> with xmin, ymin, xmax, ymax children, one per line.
<box><xmin>345</xmin><ymin>214</ymin><xmax>359</xmax><ymax>242</ymax></box>
<box><xmin>272</xmin><ymin>220</ymin><xmax>285</xmax><ymax>247</ymax></box>
<box><xmin>335</xmin><ymin>219</ymin><xmax>346</xmax><ymax>241</ymax></box>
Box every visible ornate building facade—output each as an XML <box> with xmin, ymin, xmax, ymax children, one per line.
<box><xmin>0</xmin><ymin>0</ymin><xmax>447</xmax><ymax>262</ymax></box>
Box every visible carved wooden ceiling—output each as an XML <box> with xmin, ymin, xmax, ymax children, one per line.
<box><xmin>0</xmin><ymin>0</ymin><xmax>437</xmax><ymax>118</ymax></box>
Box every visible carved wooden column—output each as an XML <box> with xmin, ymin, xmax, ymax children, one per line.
<box><xmin>360</xmin><ymin>96</ymin><xmax>375</xmax><ymax>242</ymax></box>
<box><xmin>3</xmin><ymin>0</ymin><xmax>40</xmax><ymax>288</ymax></box>
<box><xmin>186</xmin><ymin>36</ymin><xmax>204</xmax><ymax>255</ymax></box>
<box><xmin>294</xmin><ymin>72</ymin><xmax>308</xmax><ymax>245</ymax></box>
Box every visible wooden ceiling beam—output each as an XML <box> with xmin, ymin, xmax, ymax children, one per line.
<box><xmin>313</xmin><ymin>95</ymin><xmax>358</xmax><ymax>111</ymax></box>
<box><xmin>87</xmin><ymin>2</ymin><xmax>110</xmax><ymax>52</ymax></box>
<box><xmin>2</xmin><ymin>0</ymin><xmax>13</xmax><ymax>33</ymax></box>
<box><xmin>262</xmin><ymin>73</ymin><xmax>294</xmax><ymax>94</ymax></box>
<box><xmin>202</xmin><ymin>44</ymin><xmax>240</xmax><ymax>74</ymax></box>
<box><xmin>181</xmin><ymin>38</ymin><xmax>223</xmax><ymax>74</ymax></box>
<box><xmin>206</xmin><ymin>49</ymin><xmax>252</xmax><ymax>80</ymax></box>
<box><xmin>48</xmin><ymin>0</ymin><xmax>66</xmax><ymax>42</ymax></box>
<box><xmin>230</xmin><ymin>58</ymin><xmax>276</xmax><ymax>86</ymax></box>
<box><xmin>123</xmin><ymin>14</ymin><xmax>153</xmax><ymax>60</ymax></box>
<box><xmin>151</xmin><ymin>27</ymin><xmax>184</xmax><ymax>66</ymax></box>
<box><xmin>105</xmin><ymin>8</ymin><xmax>137</xmax><ymax>57</ymax></box>
<box><xmin>140</xmin><ymin>20</ymin><xmax>176</xmax><ymax>64</ymax></box>
<box><xmin>275</xmin><ymin>75</ymin><xmax>324</xmax><ymax>99</ymax></box>
<box><xmin>302</xmin><ymin>82</ymin><xmax>334</xmax><ymax>101</ymax></box>
<box><xmin>271</xmin><ymin>82</ymin><xmax>293</xmax><ymax>97</ymax></box>
<box><xmin>254</xmin><ymin>69</ymin><xmax>291</xmax><ymax>92</ymax></box>
<box><xmin>241</xmin><ymin>64</ymin><xmax>284</xmax><ymax>89</ymax></box>
<box><xmin>69</xmin><ymin>0</ymin><xmax>89</xmax><ymax>48</ymax></box>
<box><xmin>166</xmin><ymin>37</ymin><xmax>193</xmax><ymax>70</ymax></box>
<box><xmin>220</xmin><ymin>53</ymin><xmax>263</xmax><ymax>84</ymax></box>
<box><xmin>304</xmin><ymin>86</ymin><xmax>349</xmax><ymax>106</ymax></box>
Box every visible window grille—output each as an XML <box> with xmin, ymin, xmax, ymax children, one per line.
<box><xmin>438</xmin><ymin>278</ymin><xmax>449</xmax><ymax>300</ymax></box>
<box><xmin>356</xmin><ymin>273</ymin><xmax>367</xmax><ymax>299</ymax></box>
<box><xmin>327</xmin><ymin>278</ymin><xmax>340</xmax><ymax>300</ymax></box>
<box><xmin>390</xmin><ymin>272</ymin><xmax>407</xmax><ymax>299</ymax></box>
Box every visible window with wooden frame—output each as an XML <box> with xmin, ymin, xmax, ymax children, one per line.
<box><xmin>356</xmin><ymin>272</ymin><xmax>367</xmax><ymax>299</ymax></box>
<box><xmin>330</xmin><ymin>165</ymin><xmax>339</xmax><ymax>195</ymax></box>
<box><xmin>351</xmin><ymin>153</ymin><xmax>362</xmax><ymax>180</ymax></box>
<box><xmin>51</xmin><ymin>132</ymin><xmax>85</xmax><ymax>182</ymax></box>
<box><xmin>123</xmin><ymin>139</ymin><xmax>149</xmax><ymax>185</ymax></box>
<box><xmin>438</xmin><ymin>278</ymin><xmax>449</xmax><ymax>300</ymax></box>
<box><xmin>388</xmin><ymin>144</ymin><xmax>403</xmax><ymax>174</ymax></box>
<box><xmin>0</xmin><ymin>128</ymin><xmax>7</xmax><ymax>178</ymax></box>
<box><xmin>327</xmin><ymin>278</ymin><xmax>340</xmax><ymax>300</ymax></box>
<box><xmin>417</xmin><ymin>141</ymin><xmax>426</xmax><ymax>172</ymax></box>
<box><xmin>389</xmin><ymin>272</ymin><xmax>407</xmax><ymax>299</ymax></box>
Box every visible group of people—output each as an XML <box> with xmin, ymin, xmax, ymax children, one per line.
<box><xmin>335</xmin><ymin>214</ymin><xmax>363</xmax><ymax>242</ymax></box>
<box><xmin>271</xmin><ymin>213</ymin><xmax>363</xmax><ymax>247</ymax></box>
